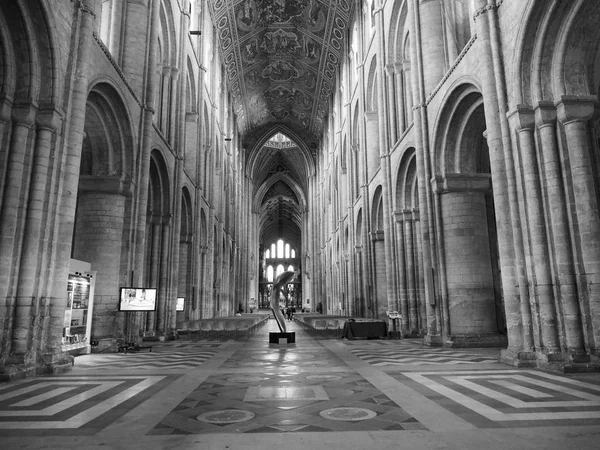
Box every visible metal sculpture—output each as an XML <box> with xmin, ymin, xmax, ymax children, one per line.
<box><xmin>270</xmin><ymin>269</ymin><xmax>298</xmax><ymax>332</ymax></box>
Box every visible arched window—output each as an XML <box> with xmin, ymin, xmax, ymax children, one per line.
<box><xmin>277</xmin><ymin>240</ymin><xmax>284</xmax><ymax>258</ymax></box>
<box><xmin>265</xmin><ymin>249</ymin><xmax>270</xmax><ymax>259</ymax></box>
<box><xmin>271</xmin><ymin>243</ymin><xmax>276</xmax><ymax>257</ymax></box>
<box><xmin>287</xmin><ymin>265</ymin><xmax>294</xmax><ymax>272</ymax></box>
<box><xmin>267</xmin><ymin>266</ymin><xmax>274</xmax><ymax>282</ymax></box>
<box><xmin>291</xmin><ymin>249</ymin><xmax>296</xmax><ymax>259</ymax></box>
<box><xmin>276</xmin><ymin>264</ymin><xmax>285</xmax><ymax>278</ymax></box>
<box><xmin>285</xmin><ymin>243</ymin><xmax>290</xmax><ymax>258</ymax></box>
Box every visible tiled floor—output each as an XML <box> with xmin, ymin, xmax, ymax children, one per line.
<box><xmin>0</xmin><ymin>318</ymin><xmax>599</xmax><ymax>449</ymax></box>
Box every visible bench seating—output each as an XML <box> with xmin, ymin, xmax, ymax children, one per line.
<box><xmin>176</xmin><ymin>314</ymin><xmax>270</xmax><ymax>340</ymax></box>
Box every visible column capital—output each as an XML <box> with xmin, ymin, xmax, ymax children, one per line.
<box><xmin>507</xmin><ymin>105</ymin><xmax>535</xmax><ymax>131</ymax></box>
<box><xmin>11</xmin><ymin>99</ymin><xmax>38</xmax><ymax>127</ymax></box>
<box><xmin>534</xmin><ymin>101</ymin><xmax>557</xmax><ymax>127</ymax></box>
<box><xmin>0</xmin><ymin>93</ymin><xmax>13</xmax><ymax>123</ymax></box>
<box><xmin>431</xmin><ymin>174</ymin><xmax>491</xmax><ymax>194</ymax></box>
<box><xmin>79</xmin><ymin>175</ymin><xmax>133</xmax><ymax>196</ymax></box>
<box><xmin>385</xmin><ymin>64</ymin><xmax>395</xmax><ymax>76</ymax></box>
<box><xmin>555</xmin><ymin>95</ymin><xmax>597</xmax><ymax>124</ymax></box>
<box><xmin>394</xmin><ymin>210</ymin><xmax>404</xmax><ymax>222</ymax></box>
<box><xmin>402</xmin><ymin>209</ymin><xmax>414</xmax><ymax>221</ymax></box>
<box><xmin>364</xmin><ymin>111</ymin><xmax>378</xmax><ymax>121</ymax></box>
<box><xmin>394</xmin><ymin>62</ymin><xmax>403</xmax><ymax>74</ymax></box>
<box><xmin>370</xmin><ymin>230</ymin><xmax>384</xmax><ymax>242</ymax></box>
<box><xmin>36</xmin><ymin>104</ymin><xmax>64</xmax><ymax>132</ymax></box>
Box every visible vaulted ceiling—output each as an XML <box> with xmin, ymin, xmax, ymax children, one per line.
<box><xmin>208</xmin><ymin>0</ymin><xmax>354</xmax><ymax>257</ymax></box>
<box><xmin>208</xmin><ymin>0</ymin><xmax>353</xmax><ymax>149</ymax></box>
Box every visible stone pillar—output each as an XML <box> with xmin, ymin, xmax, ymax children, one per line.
<box><xmin>404</xmin><ymin>209</ymin><xmax>419</xmax><ymax>336</ymax></box>
<box><xmin>473</xmin><ymin>0</ymin><xmax>533</xmax><ymax>364</ymax></box>
<box><xmin>146</xmin><ymin>218</ymin><xmax>161</xmax><ymax>331</ymax></box>
<box><xmin>157</xmin><ymin>219</ymin><xmax>171</xmax><ymax>331</ymax></box>
<box><xmin>120</xmin><ymin>0</ymin><xmax>151</xmax><ymax>96</ymax></box>
<box><xmin>434</xmin><ymin>174</ymin><xmax>506</xmax><ymax>347</ymax></box>
<box><xmin>364</xmin><ymin>112</ymin><xmax>380</xmax><ymax>179</ymax></box>
<box><xmin>394</xmin><ymin>63</ymin><xmax>406</xmax><ymax>134</ymax></box>
<box><xmin>508</xmin><ymin>106</ymin><xmax>561</xmax><ymax>360</ymax></box>
<box><xmin>535</xmin><ymin>102</ymin><xmax>585</xmax><ymax>360</ymax></box>
<box><xmin>385</xmin><ymin>64</ymin><xmax>398</xmax><ymax>144</ymax></box>
<box><xmin>0</xmin><ymin>103</ymin><xmax>36</xmax><ymax>359</ymax></box>
<box><xmin>72</xmin><ymin>177</ymin><xmax>129</xmax><ymax>339</ymax></box>
<box><xmin>418</xmin><ymin>0</ymin><xmax>446</xmax><ymax>94</ymax></box>
<box><xmin>414</xmin><ymin>212</ymin><xmax>427</xmax><ymax>333</ymax></box>
<box><xmin>370</xmin><ymin>230</ymin><xmax>387</xmax><ymax>319</ymax></box>
<box><xmin>556</xmin><ymin>96</ymin><xmax>600</xmax><ymax>353</ymax></box>
<box><xmin>394</xmin><ymin>211</ymin><xmax>409</xmax><ymax>334</ymax></box>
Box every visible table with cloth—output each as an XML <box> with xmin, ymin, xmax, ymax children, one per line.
<box><xmin>342</xmin><ymin>320</ymin><xmax>388</xmax><ymax>339</ymax></box>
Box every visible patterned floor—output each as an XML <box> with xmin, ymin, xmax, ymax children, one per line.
<box><xmin>152</xmin><ymin>370</ymin><xmax>425</xmax><ymax>434</ymax></box>
<box><xmin>345</xmin><ymin>340</ymin><xmax>499</xmax><ymax>366</ymax></box>
<box><xmin>73</xmin><ymin>350</ymin><xmax>219</xmax><ymax>370</ymax></box>
<box><xmin>394</xmin><ymin>369</ymin><xmax>600</xmax><ymax>427</ymax></box>
<box><xmin>0</xmin><ymin>319</ymin><xmax>599</xmax><ymax>449</ymax></box>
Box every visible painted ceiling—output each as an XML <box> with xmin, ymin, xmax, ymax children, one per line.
<box><xmin>208</xmin><ymin>0</ymin><xmax>354</xmax><ymax>150</ymax></box>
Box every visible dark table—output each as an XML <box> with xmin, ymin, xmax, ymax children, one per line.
<box><xmin>342</xmin><ymin>320</ymin><xmax>388</xmax><ymax>339</ymax></box>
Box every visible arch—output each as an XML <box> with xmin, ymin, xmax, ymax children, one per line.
<box><xmin>245</xmin><ymin>123</ymin><xmax>316</xmax><ymax>179</ymax></box>
<box><xmin>371</xmin><ymin>185</ymin><xmax>384</xmax><ymax>232</ymax></box>
<box><xmin>81</xmin><ymin>81</ymin><xmax>135</xmax><ymax>180</ymax></box>
<box><xmin>514</xmin><ymin>0</ymin><xmax>600</xmax><ymax>104</ymax></box>
<box><xmin>148</xmin><ymin>149</ymin><xmax>171</xmax><ymax>216</ymax></box>
<box><xmin>365</xmin><ymin>56</ymin><xmax>378</xmax><ymax>111</ymax></box>
<box><xmin>432</xmin><ymin>82</ymin><xmax>485</xmax><ymax>176</ymax></box>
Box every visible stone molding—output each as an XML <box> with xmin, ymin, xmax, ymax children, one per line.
<box><xmin>431</xmin><ymin>173</ymin><xmax>491</xmax><ymax>194</ymax></box>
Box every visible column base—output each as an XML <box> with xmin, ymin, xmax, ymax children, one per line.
<box><xmin>0</xmin><ymin>352</ymin><xmax>73</xmax><ymax>381</ymax></box>
<box><xmin>446</xmin><ymin>333</ymin><xmax>508</xmax><ymax>348</ymax></box>
<box><xmin>499</xmin><ymin>348</ymin><xmax>538</xmax><ymax>368</ymax></box>
<box><xmin>423</xmin><ymin>334</ymin><xmax>443</xmax><ymax>346</ymax></box>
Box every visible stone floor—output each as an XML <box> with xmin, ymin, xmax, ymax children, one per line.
<box><xmin>1</xmin><ymin>318</ymin><xmax>599</xmax><ymax>449</ymax></box>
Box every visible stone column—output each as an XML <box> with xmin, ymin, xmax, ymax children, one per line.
<box><xmin>404</xmin><ymin>209</ymin><xmax>419</xmax><ymax>335</ymax></box>
<box><xmin>0</xmin><ymin>103</ymin><xmax>36</xmax><ymax>359</ymax></box>
<box><xmin>157</xmin><ymin>219</ymin><xmax>171</xmax><ymax>331</ymax></box>
<box><xmin>394</xmin><ymin>211</ymin><xmax>409</xmax><ymax>334</ymax></box>
<box><xmin>14</xmin><ymin>107</ymin><xmax>62</xmax><ymax>361</ymax></box>
<box><xmin>120</xmin><ymin>0</ymin><xmax>151</xmax><ymax>96</ymax></box>
<box><xmin>370</xmin><ymin>230</ymin><xmax>387</xmax><ymax>319</ymax></box>
<box><xmin>72</xmin><ymin>177</ymin><xmax>129</xmax><ymax>339</ymax></box>
<box><xmin>146</xmin><ymin>218</ymin><xmax>161</xmax><ymax>331</ymax></box>
<box><xmin>556</xmin><ymin>96</ymin><xmax>600</xmax><ymax>353</ymax></box>
<box><xmin>509</xmin><ymin>106</ymin><xmax>561</xmax><ymax>359</ymax></box>
<box><xmin>536</xmin><ymin>102</ymin><xmax>586</xmax><ymax>360</ymax></box>
<box><xmin>473</xmin><ymin>0</ymin><xmax>533</xmax><ymax>363</ymax></box>
<box><xmin>434</xmin><ymin>174</ymin><xmax>505</xmax><ymax>346</ymax></box>
<box><xmin>385</xmin><ymin>64</ymin><xmax>398</xmax><ymax>144</ymax></box>
<box><xmin>418</xmin><ymin>0</ymin><xmax>446</xmax><ymax>94</ymax></box>
<box><xmin>414</xmin><ymin>212</ymin><xmax>427</xmax><ymax>333</ymax></box>
<box><xmin>394</xmin><ymin>63</ymin><xmax>406</xmax><ymax>134</ymax></box>
<box><xmin>364</xmin><ymin>112</ymin><xmax>380</xmax><ymax>179</ymax></box>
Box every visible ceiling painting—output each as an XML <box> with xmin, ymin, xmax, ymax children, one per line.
<box><xmin>208</xmin><ymin>0</ymin><xmax>354</xmax><ymax>149</ymax></box>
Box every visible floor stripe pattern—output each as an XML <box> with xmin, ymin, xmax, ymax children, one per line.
<box><xmin>395</xmin><ymin>370</ymin><xmax>600</xmax><ymax>427</ymax></box>
<box><xmin>0</xmin><ymin>375</ymin><xmax>178</xmax><ymax>435</ymax></box>
<box><xmin>346</xmin><ymin>345</ymin><xmax>498</xmax><ymax>366</ymax></box>
<box><xmin>73</xmin><ymin>350</ymin><xmax>219</xmax><ymax>370</ymax></box>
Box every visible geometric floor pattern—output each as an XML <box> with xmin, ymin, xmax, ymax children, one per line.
<box><xmin>346</xmin><ymin>344</ymin><xmax>499</xmax><ymax>366</ymax></box>
<box><xmin>395</xmin><ymin>369</ymin><xmax>600</xmax><ymax>427</ymax></box>
<box><xmin>73</xmin><ymin>350</ymin><xmax>219</xmax><ymax>370</ymax></box>
<box><xmin>1</xmin><ymin>316</ymin><xmax>599</xmax><ymax>449</ymax></box>
<box><xmin>151</xmin><ymin>370</ymin><xmax>426</xmax><ymax>434</ymax></box>
<box><xmin>0</xmin><ymin>375</ymin><xmax>178</xmax><ymax>435</ymax></box>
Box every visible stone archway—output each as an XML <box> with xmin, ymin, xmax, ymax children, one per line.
<box><xmin>433</xmin><ymin>83</ymin><xmax>506</xmax><ymax>347</ymax></box>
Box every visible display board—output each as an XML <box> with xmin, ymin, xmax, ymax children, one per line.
<box><xmin>118</xmin><ymin>287</ymin><xmax>158</xmax><ymax>311</ymax></box>
<box><xmin>62</xmin><ymin>259</ymin><xmax>96</xmax><ymax>354</ymax></box>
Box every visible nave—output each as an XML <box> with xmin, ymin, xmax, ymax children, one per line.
<box><xmin>1</xmin><ymin>320</ymin><xmax>599</xmax><ymax>449</ymax></box>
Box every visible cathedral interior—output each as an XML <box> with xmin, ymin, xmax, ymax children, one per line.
<box><xmin>1</xmin><ymin>0</ymin><xmax>600</xmax><ymax>448</ymax></box>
